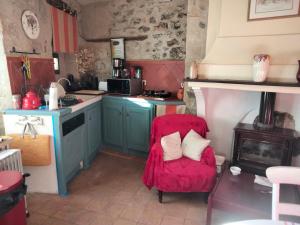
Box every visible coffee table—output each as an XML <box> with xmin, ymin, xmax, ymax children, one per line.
<box><xmin>206</xmin><ymin>168</ymin><xmax>300</xmax><ymax>225</ymax></box>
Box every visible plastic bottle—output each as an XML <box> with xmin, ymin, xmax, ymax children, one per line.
<box><xmin>49</xmin><ymin>82</ymin><xmax>58</xmax><ymax>110</ymax></box>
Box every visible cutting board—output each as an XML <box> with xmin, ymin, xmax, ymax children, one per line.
<box><xmin>72</xmin><ymin>90</ymin><xmax>105</xmax><ymax>95</ymax></box>
<box><xmin>9</xmin><ymin>134</ymin><xmax>51</xmax><ymax>166</ymax></box>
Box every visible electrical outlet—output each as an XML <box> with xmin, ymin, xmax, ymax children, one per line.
<box><xmin>80</xmin><ymin>160</ymin><xmax>83</xmax><ymax>169</ymax></box>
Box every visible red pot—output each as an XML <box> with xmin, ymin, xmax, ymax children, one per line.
<box><xmin>22</xmin><ymin>91</ymin><xmax>41</xmax><ymax>110</ymax></box>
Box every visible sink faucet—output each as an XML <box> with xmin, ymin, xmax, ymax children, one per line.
<box><xmin>57</xmin><ymin>77</ymin><xmax>71</xmax><ymax>86</ymax></box>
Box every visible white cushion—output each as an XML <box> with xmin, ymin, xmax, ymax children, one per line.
<box><xmin>182</xmin><ymin>129</ymin><xmax>210</xmax><ymax>161</ymax></box>
<box><xmin>161</xmin><ymin>132</ymin><xmax>182</xmax><ymax>161</ymax></box>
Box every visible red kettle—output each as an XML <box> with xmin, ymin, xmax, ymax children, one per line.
<box><xmin>22</xmin><ymin>91</ymin><xmax>41</xmax><ymax>110</ymax></box>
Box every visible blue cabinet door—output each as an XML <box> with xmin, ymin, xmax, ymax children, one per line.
<box><xmin>87</xmin><ymin>103</ymin><xmax>101</xmax><ymax>164</ymax></box>
<box><xmin>125</xmin><ymin>102</ymin><xmax>153</xmax><ymax>153</ymax></box>
<box><xmin>102</xmin><ymin>99</ymin><xmax>123</xmax><ymax>149</ymax></box>
<box><xmin>62</xmin><ymin>124</ymin><xmax>85</xmax><ymax>182</ymax></box>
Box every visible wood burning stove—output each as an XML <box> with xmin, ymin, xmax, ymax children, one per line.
<box><xmin>231</xmin><ymin>91</ymin><xmax>297</xmax><ymax>175</ymax></box>
<box><xmin>232</xmin><ymin>123</ymin><xmax>295</xmax><ymax>175</ymax></box>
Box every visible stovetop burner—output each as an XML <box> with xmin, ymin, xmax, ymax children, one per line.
<box><xmin>142</xmin><ymin>90</ymin><xmax>172</xmax><ymax>98</ymax></box>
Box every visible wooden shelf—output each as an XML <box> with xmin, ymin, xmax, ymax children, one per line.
<box><xmin>184</xmin><ymin>78</ymin><xmax>300</xmax><ymax>94</ymax></box>
<box><xmin>82</xmin><ymin>35</ymin><xmax>148</xmax><ymax>43</ymax></box>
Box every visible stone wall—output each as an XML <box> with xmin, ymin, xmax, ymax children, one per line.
<box><xmin>184</xmin><ymin>0</ymin><xmax>209</xmax><ymax>114</ymax></box>
<box><xmin>79</xmin><ymin>0</ymin><xmax>187</xmax><ymax>79</ymax></box>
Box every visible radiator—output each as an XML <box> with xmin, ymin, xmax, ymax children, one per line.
<box><xmin>0</xmin><ymin>149</ymin><xmax>24</xmax><ymax>173</ymax></box>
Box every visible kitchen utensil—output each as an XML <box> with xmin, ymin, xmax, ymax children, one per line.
<box><xmin>22</xmin><ymin>91</ymin><xmax>41</xmax><ymax>110</ymax></box>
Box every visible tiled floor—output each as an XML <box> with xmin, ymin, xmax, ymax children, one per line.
<box><xmin>26</xmin><ymin>152</ymin><xmax>213</xmax><ymax>225</ymax></box>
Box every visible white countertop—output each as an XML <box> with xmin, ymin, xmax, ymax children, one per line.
<box><xmin>69</xmin><ymin>95</ymin><xmax>102</xmax><ymax>112</ymax></box>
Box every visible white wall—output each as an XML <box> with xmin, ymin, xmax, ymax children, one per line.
<box><xmin>199</xmin><ymin>0</ymin><xmax>300</xmax><ymax>81</ymax></box>
<box><xmin>0</xmin><ymin>19</ymin><xmax>12</xmax><ymax>135</ymax></box>
<box><xmin>193</xmin><ymin>0</ymin><xmax>300</xmax><ymax>165</ymax></box>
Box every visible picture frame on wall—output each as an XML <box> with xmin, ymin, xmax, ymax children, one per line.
<box><xmin>248</xmin><ymin>0</ymin><xmax>300</xmax><ymax>20</ymax></box>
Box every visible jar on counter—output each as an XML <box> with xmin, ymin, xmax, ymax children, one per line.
<box><xmin>12</xmin><ymin>95</ymin><xmax>21</xmax><ymax>109</ymax></box>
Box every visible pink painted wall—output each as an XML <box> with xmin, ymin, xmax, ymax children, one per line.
<box><xmin>7</xmin><ymin>57</ymin><xmax>56</xmax><ymax>95</ymax></box>
<box><xmin>127</xmin><ymin>60</ymin><xmax>184</xmax><ymax>94</ymax></box>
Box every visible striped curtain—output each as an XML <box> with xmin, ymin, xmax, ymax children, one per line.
<box><xmin>51</xmin><ymin>6</ymin><xmax>78</xmax><ymax>53</ymax></box>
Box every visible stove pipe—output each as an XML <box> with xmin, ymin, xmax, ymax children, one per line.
<box><xmin>256</xmin><ymin>92</ymin><xmax>276</xmax><ymax>129</ymax></box>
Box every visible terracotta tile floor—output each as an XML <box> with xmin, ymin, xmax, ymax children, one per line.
<box><xmin>26</xmin><ymin>152</ymin><xmax>217</xmax><ymax>225</ymax></box>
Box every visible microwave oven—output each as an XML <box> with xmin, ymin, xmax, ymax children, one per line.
<box><xmin>107</xmin><ymin>78</ymin><xmax>143</xmax><ymax>96</ymax></box>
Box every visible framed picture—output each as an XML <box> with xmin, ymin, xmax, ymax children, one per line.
<box><xmin>248</xmin><ymin>0</ymin><xmax>300</xmax><ymax>20</ymax></box>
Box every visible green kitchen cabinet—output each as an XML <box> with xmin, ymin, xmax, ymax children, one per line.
<box><xmin>102</xmin><ymin>96</ymin><xmax>154</xmax><ymax>155</ymax></box>
<box><xmin>86</xmin><ymin>102</ymin><xmax>102</xmax><ymax>165</ymax></box>
<box><xmin>125</xmin><ymin>103</ymin><xmax>153</xmax><ymax>153</ymax></box>
<box><xmin>102</xmin><ymin>99</ymin><xmax>124</xmax><ymax>150</ymax></box>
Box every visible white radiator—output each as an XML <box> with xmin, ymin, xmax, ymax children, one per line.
<box><xmin>0</xmin><ymin>149</ymin><xmax>24</xmax><ymax>173</ymax></box>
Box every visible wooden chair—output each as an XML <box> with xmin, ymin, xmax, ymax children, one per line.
<box><xmin>266</xmin><ymin>166</ymin><xmax>300</xmax><ymax>221</ymax></box>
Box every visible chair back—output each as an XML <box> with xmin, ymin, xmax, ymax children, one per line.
<box><xmin>150</xmin><ymin>114</ymin><xmax>209</xmax><ymax>147</ymax></box>
<box><xmin>266</xmin><ymin>166</ymin><xmax>300</xmax><ymax>220</ymax></box>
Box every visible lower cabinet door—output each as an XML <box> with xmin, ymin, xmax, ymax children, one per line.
<box><xmin>125</xmin><ymin>105</ymin><xmax>152</xmax><ymax>153</ymax></box>
<box><xmin>87</xmin><ymin>104</ymin><xmax>101</xmax><ymax>161</ymax></box>
<box><xmin>102</xmin><ymin>100</ymin><xmax>123</xmax><ymax>149</ymax></box>
<box><xmin>62</xmin><ymin>125</ymin><xmax>84</xmax><ymax>182</ymax></box>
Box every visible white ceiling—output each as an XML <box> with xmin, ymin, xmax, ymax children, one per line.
<box><xmin>76</xmin><ymin>0</ymin><xmax>108</xmax><ymax>6</ymax></box>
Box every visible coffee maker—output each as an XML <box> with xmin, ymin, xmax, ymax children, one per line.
<box><xmin>112</xmin><ymin>58</ymin><xmax>125</xmax><ymax>78</ymax></box>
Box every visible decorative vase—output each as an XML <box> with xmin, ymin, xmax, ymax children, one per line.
<box><xmin>177</xmin><ymin>88</ymin><xmax>184</xmax><ymax>100</ymax></box>
<box><xmin>189</xmin><ymin>61</ymin><xmax>198</xmax><ymax>79</ymax></box>
<box><xmin>252</xmin><ymin>54</ymin><xmax>270</xmax><ymax>82</ymax></box>
<box><xmin>296</xmin><ymin>60</ymin><xmax>300</xmax><ymax>82</ymax></box>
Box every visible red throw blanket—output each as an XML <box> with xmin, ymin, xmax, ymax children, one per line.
<box><xmin>142</xmin><ymin>114</ymin><xmax>216</xmax><ymax>192</ymax></box>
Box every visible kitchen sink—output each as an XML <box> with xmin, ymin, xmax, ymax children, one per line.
<box><xmin>65</xmin><ymin>94</ymin><xmax>103</xmax><ymax>112</ymax></box>
<box><xmin>60</xmin><ymin>94</ymin><xmax>96</xmax><ymax>107</ymax></box>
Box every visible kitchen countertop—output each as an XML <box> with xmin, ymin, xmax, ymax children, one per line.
<box><xmin>104</xmin><ymin>94</ymin><xmax>185</xmax><ymax>105</ymax></box>
<box><xmin>4</xmin><ymin>93</ymin><xmax>184</xmax><ymax>116</ymax></box>
<box><xmin>4</xmin><ymin>94</ymin><xmax>103</xmax><ymax>116</ymax></box>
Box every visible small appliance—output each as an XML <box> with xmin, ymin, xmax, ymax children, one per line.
<box><xmin>107</xmin><ymin>78</ymin><xmax>143</xmax><ymax>96</ymax></box>
<box><xmin>22</xmin><ymin>91</ymin><xmax>41</xmax><ymax>110</ymax></box>
<box><xmin>112</xmin><ymin>58</ymin><xmax>125</xmax><ymax>78</ymax></box>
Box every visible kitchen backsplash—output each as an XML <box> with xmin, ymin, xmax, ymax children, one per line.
<box><xmin>127</xmin><ymin>60</ymin><xmax>184</xmax><ymax>94</ymax></box>
<box><xmin>7</xmin><ymin>57</ymin><xmax>56</xmax><ymax>95</ymax></box>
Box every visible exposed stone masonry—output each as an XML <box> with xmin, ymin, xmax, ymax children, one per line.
<box><xmin>79</xmin><ymin>0</ymin><xmax>187</xmax><ymax>78</ymax></box>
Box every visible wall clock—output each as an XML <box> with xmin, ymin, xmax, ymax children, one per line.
<box><xmin>21</xmin><ymin>10</ymin><xmax>40</xmax><ymax>39</ymax></box>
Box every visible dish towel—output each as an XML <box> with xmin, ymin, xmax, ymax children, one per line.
<box><xmin>156</xmin><ymin>105</ymin><xmax>186</xmax><ymax>117</ymax></box>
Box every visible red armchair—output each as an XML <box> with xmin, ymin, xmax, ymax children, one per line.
<box><xmin>142</xmin><ymin>114</ymin><xmax>216</xmax><ymax>203</ymax></box>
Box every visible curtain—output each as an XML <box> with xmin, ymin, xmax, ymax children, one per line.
<box><xmin>51</xmin><ymin>6</ymin><xmax>78</xmax><ymax>53</ymax></box>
